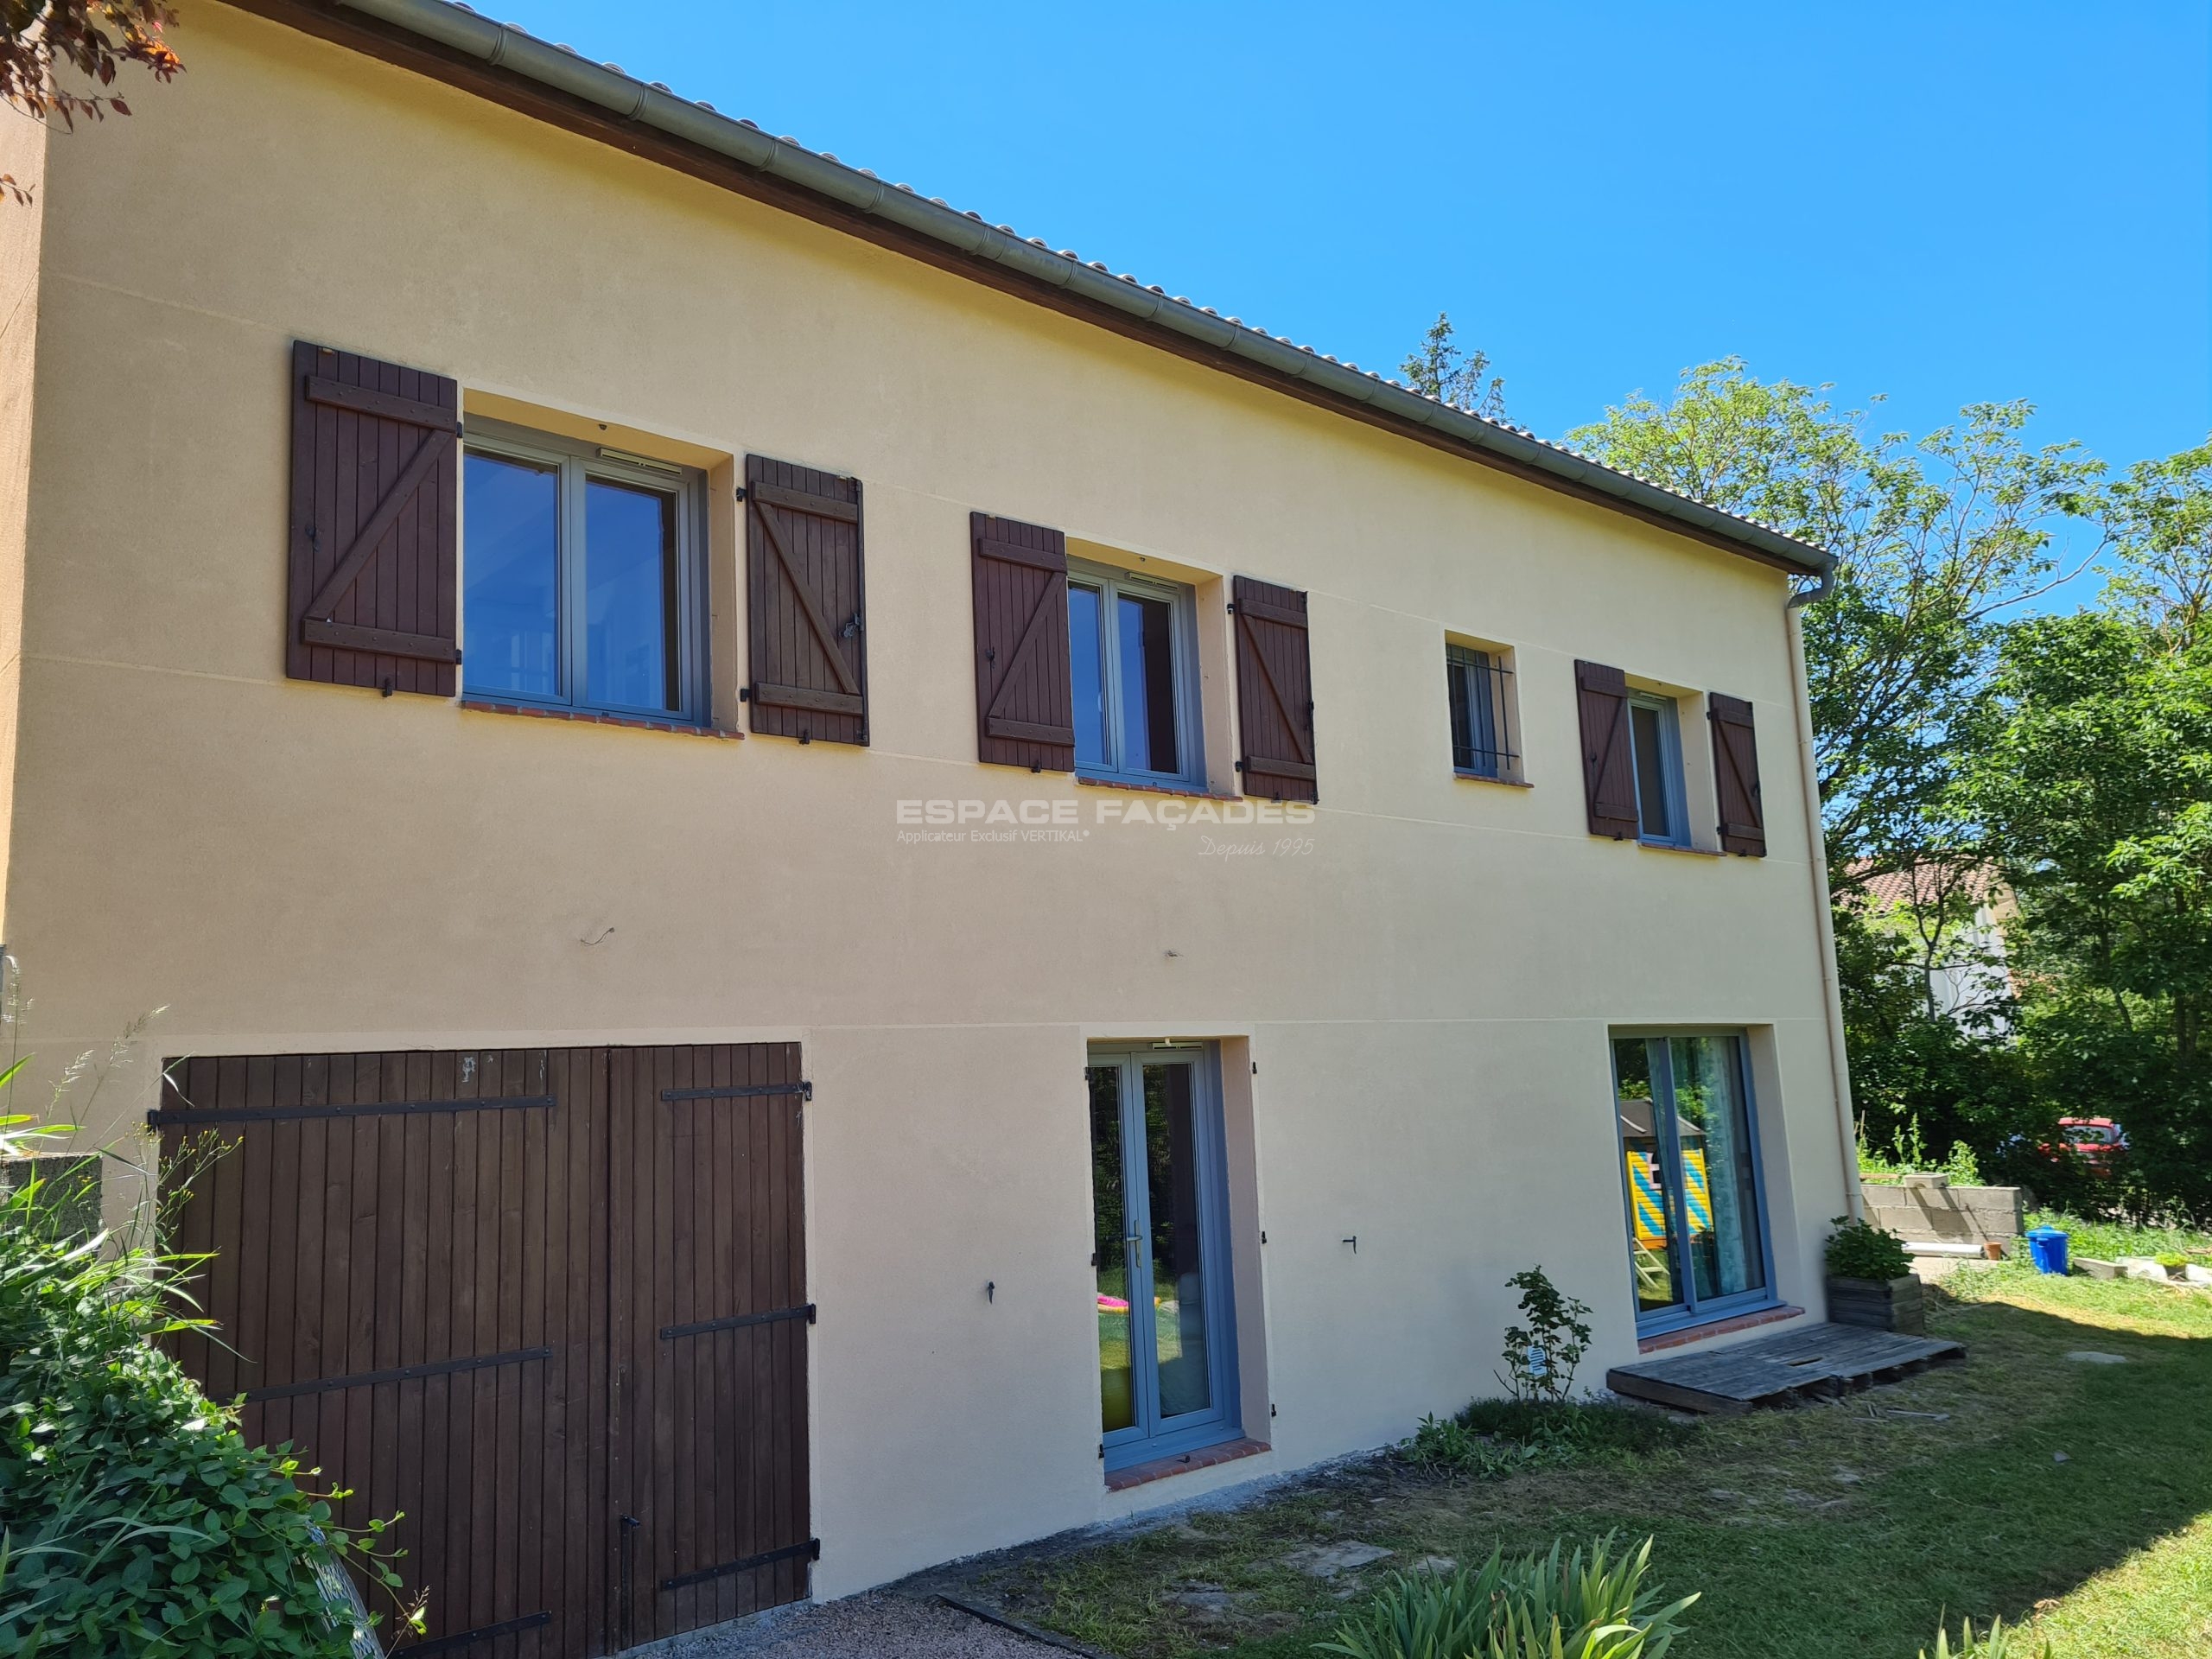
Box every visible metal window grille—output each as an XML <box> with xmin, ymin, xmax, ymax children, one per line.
<box><xmin>1446</xmin><ymin>645</ymin><xmax>1519</xmax><ymax>779</ymax></box>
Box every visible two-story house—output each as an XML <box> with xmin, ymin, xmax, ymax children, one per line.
<box><xmin>0</xmin><ymin>2</ymin><xmax>1859</xmax><ymax>1652</ymax></box>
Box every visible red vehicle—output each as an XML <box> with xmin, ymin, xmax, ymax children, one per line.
<box><xmin>2050</xmin><ymin>1117</ymin><xmax>2128</xmax><ymax>1173</ymax></box>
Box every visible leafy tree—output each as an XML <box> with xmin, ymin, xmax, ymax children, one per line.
<box><xmin>1963</xmin><ymin>605</ymin><xmax>2212</xmax><ymax>1215</ymax></box>
<box><xmin>1567</xmin><ymin>359</ymin><xmax>2103</xmax><ymax>891</ymax></box>
<box><xmin>1833</xmin><ymin>899</ymin><xmax>2029</xmax><ymax>1165</ymax></box>
<box><xmin>2086</xmin><ymin>441</ymin><xmax>2212</xmax><ymax>651</ymax></box>
<box><xmin>1400</xmin><ymin>312</ymin><xmax>1506</xmax><ymax>420</ymax></box>
<box><xmin>0</xmin><ymin>1</ymin><xmax>180</xmax><ymax>204</ymax></box>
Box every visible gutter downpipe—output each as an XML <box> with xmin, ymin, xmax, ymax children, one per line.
<box><xmin>1786</xmin><ymin>569</ymin><xmax>1861</xmax><ymax>1223</ymax></box>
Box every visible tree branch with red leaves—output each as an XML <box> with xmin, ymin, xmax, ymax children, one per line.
<box><xmin>1</xmin><ymin>1</ymin><xmax>181</xmax><ymax>202</ymax></box>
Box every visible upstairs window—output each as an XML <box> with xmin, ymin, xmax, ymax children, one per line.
<box><xmin>1069</xmin><ymin>563</ymin><xmax>1205</xmax><ymax>789</ymax></box>
<box><xmin>1446</xmin><ymin>641</ymin><xmax>1520</xmax><ymax>781</ymax></box>
<box><xmin>462</xmin><ymin>423</ymin><xmax>707</xmax><ymax>722</ymax></box>
<box><xmin>1627</xmin><ymin>691</ymin><xmax>1688</xmax><ymax>845</ymax></box>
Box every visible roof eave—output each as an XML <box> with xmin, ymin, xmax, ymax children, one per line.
<box><xmin>226</xmin><ymin>0</ymin><xmax>1835</xmax><ymax>581</ymax></box>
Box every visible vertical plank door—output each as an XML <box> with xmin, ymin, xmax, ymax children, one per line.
<box><xmin>607</xmin><ymin>1044</ymin><xmax>814</xmax><ymax>1649</ymax></box>
<box><xmin>158</xmin><ymin>1049</ymin><xmax>600</xmax><ymax>1657</ymax></box>
<box><xmin>159</xmin><ymin>1043</ymin><xmax>811</xmax><ymax>1659</ymax></box>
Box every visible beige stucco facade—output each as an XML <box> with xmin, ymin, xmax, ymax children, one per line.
<box><xmin>3</xmin><ymin>4</ymin><xmax>1854</xmax><ymax>1601</ymax></box>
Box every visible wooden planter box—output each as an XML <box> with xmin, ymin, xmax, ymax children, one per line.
<box><xmin>1827</xmin><ymin>1273</ymin><xmax>1924</xmax><ymax>1335</ymax></box>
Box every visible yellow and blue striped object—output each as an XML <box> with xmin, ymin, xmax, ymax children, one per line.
<box><xmin>1626</xmin><ymin>1147</ymin><xmax>1712</xmax><ymax>1247</ymax></box>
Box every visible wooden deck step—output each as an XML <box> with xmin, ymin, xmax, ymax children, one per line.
<box><xmin>1605</xmin><ymin>1321</ymin><xmax>1964</xmax><ymax>1414</ymax></box>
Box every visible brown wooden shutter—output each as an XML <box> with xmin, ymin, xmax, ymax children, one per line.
<box><xmin>1575</xmin><ymin>660</ymin><xmax>1639</xmax><ymax>839</ymax></box>
<box><xmin>969</xmin><ymin>512</ymin><xmax>1076</xmax><ymax>771</ymax></box>
<box><xmin>745</xmin><ymin>455</ymin><xmax>867</xmax><ymax>745</ymax></box>
<box><xmin>1232</xmin><ymin>576</ymin><xmax>1319</xmax><ymax>804</ymax></box>
<box><xmin>287</xmin><ymin>340</ymin><xmax>460</xmax><ymax>696</ymax></box>
<box><xmin>1707</xmin><ymin>691</ymin><xmax>1767</xmax><ymax>856</ymax></box>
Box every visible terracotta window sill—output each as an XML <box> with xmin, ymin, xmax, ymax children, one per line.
<box><xmin>461</xmin><ymin>699</ymin><xmax>742</xmax><ymax>741</ymax></box>
<box><xmin>1105</xmin><ymin>1436</ymin><xmax>1268</xmax><ymax>1492</ymax></box>
<box><xmin>1637</xmin><ymin>1303</ymin><xmax>1804</xmax><ymax>1354</ymax></box>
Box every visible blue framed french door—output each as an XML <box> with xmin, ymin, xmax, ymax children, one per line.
<box><xmin>1611</xmin><ymin>1032</ymin><xmax>1777</xmax><ymax>1336</ymax></box>
<box><xmin>1087</xmin><ymin>1046</ymin><xmax>1239</xmax><ymax>1470</ymax></box>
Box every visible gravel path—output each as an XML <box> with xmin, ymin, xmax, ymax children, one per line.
<box><xmin>632</xmin><ymin>1592</ymin><xmax>1079</xmax><ymax>1659</ymax></box>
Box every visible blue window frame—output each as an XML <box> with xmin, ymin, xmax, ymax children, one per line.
<box><xmin>1087</xmin><ymin>1044</ymin><xmax>1240</xmax><ymax>1470</ymax></box>
<box><xmin>1611</xmin><ymin>1032</ymin><xmax>1777</xmax><ymax>1336</ymax></box>
<box><xmin>462</xmin><ymin>420</ymin><xmax>708</xmax><ymax>723</ymax></box>
<box><xmin>1068</xmin><ymin>563</ymin><xmax>1205</xmax><ymax>791</ymax></box>
<box><xmin>1626</xmin><ymin>692</ymin><xmax>1690</xmax><ymax>846</ymax></box>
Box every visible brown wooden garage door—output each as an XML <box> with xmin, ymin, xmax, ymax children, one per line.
<box><xmin>155</xmin><ymin>1044</ymin><xmax>812</xmax><ymax>1658</ymax></box>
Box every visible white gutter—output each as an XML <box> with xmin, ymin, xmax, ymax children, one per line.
<box><xmin>1787</xmin><ymin>574</ymin><xmax>1860</xmax><ymax>1223</ymax></box>
<box><xmin>313</xmin><ymin>0</ymin><xmax>1834</xmax><ymax>580</ymax></box>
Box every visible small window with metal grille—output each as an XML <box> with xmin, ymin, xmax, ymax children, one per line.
<box><xmin>1446</xmin><ymin>640</ymin><xmax>1521</xmax><ymax>783</ymax></box>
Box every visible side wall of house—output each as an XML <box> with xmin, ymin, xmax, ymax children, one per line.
<box><xmin>0</xmin><ymin>111</ymin><xmax>45</xmax><ymax>947</ymax></box>
<box><xmin>13</xmin><ymin>8</ymin><xmax>1849</xmax><ymax>1595</ymax></box>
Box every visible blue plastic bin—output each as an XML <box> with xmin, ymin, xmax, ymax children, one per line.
<box><xmin>2026</xmin><ymin>1225</ymin><xmax>2069</xmax><ymax>1275</ymax></box>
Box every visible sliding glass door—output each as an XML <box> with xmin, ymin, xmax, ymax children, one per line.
<box><xmin>1611</xmin><ymin>1033</ymin><xmax>1773</xmax><ymax>1332</ymax></box>
<box><xmin>1087</xmin><ymin>1046</ymin><xmax>1238</xmax><ymax>1468</ymax></box>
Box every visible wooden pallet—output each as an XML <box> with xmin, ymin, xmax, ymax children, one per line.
<box><xmin>1606</xmin><ymin>1321</ymin><xmax>1964</xmax><ymax>1414</ymax></box>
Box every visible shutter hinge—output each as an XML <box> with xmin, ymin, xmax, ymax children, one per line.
<box><xmin>738</xmin><ymin>686</ymin><xmax>752</xmax><ymax>702</ymax></box>
<box><xmin>1233</xmin><ymin>760</ymin><xmax>1246</xmax><ymax>772</ymax></box>
<box><xmin>734</xmin><ymin>486</ymin><xmax>747</xmax><ymax>502</ymax></box>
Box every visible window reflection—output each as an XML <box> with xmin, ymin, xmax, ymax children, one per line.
<box><xmin>1612</xmin><ymin>1034</ymin><xmax>1765</xmax><ymax>1319</ymax></box>
<box><xmin>1070</xmin><ymin>583</ymin><xmax>1106</xmax><ymax>770</ymax></box>
<box><xmin>463</xmin><ymin>451</ymin><xmax>560</xmax><ymax>700</ymax></box>
<box><xmin>1613</xmin><ymin>1039</ymin><xmax>1679</xmax><ymax>1313</ymax></box>
<box><xmin>583</xmin><ymin>478</ymin><xmax>679</xmax><ymax>712</ymax></box>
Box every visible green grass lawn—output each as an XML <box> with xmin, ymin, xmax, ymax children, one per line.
<box><xmin>2025</xmin><ymin>1210</ymin><xmax>2212</xmax><ymax>1267</ymax></box>
<box><xmin>982</xmin><ymin>1268</ymin><xmax>2212</xmax><ymax>1658</ymax></box>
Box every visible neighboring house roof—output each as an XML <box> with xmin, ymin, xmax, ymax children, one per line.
<box><xmin>1849</xmin><ymin>861</ymin><xmax>2006</xmax><ymax>915</ymax></box>
<box><xmin>232</xmin><ymin>0</ymin><xmax>1834</xmax><ymax>582</ymax></box>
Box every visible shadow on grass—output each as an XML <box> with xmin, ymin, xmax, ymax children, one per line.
<box><xmin>985</xmin><ymin>1276</ymin><xmax>2212</xmax><ymax>1659</ymax></box>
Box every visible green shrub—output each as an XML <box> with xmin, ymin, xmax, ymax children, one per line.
<box><xmin>2154</xmin><ymin>1251</ymin><xmax>2189</xmax><ymax>1274</ymax></box>
<box><xmin>1459</xmin><ymin>1398</ymin><xmax>1686</xmax><ymax>1459</ymax></box>
<box><xmin>1401</xmin><ymin>1400</ymin><xmax>1687</xmax><ymax>1479</ymax></box>
<box><xmin>1920</xmin><ymin>1614</ymin><xmax>2052</xmax><ymax>1658</ymax></box>
<box><xmin>1315</xmin><ymin>1534</ymin><xmax>1696</xmax><ymax>1659</ymax></box>
<box><xmin>1826</xmin><ymin>1215</ymin><xmax>1914</xmax><ymax>1280</ymax></box>
<box><xmin>1497</xmin><ymin>1267</ymin><xmax>1592</xmax><ymax>1403</ymax></box>
<box><xmin>0</xmin><ymin>1128</ymin><xmax>402</xmax><ymax>1656</ymax></box>
<box><xmin>1400</xmin><ymin>1414</ymin><xmax>1567</xmax><ymax>1480</ymax></box>
<box><xmin>1859</xmin><ymin>1116</ymin><xmax>1984</xmax><ymax>1186</ymax></box>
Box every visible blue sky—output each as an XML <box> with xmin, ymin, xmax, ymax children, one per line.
<box><xmin>493</xmin><ymin>2</ymin><xmax>2207</xmax><ymax>601</ymax></box>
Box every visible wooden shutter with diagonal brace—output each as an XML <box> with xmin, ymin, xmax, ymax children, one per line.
<box><xmin>287</xmin><ymin>341</ymin><xmax>461</xmax><ymax>696</ymax></box>
<box><xmin>970</xmin><ymin>512</ymin><xmax>1076</xmax><ymax>771</ymax></box>
<box><xmin>745</xmin><ymin>456</ymin><xmax>868</xmax><ymax>745</ymax></box>
<box><xmin>1575</xmin><ymin>661</ymin><xmax>1639</xmax><ymax>839</ymax></box>
<box><xmin>1231</xmin><ymin>575</ymin><xmax>1318</xmax><ymax>804</ymax></box>
<box><xmin>1707</xmin><ymin>691</ymin><xmax>1767</xmax><ymax>856</ymax></box>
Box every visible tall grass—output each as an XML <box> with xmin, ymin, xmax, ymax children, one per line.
<box><xmin>1316</xmin><ymin>1535</ymin><xmax>1697</xmax><ymax>1659</ymax></box>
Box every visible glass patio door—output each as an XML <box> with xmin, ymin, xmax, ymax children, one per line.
<box><xmin>1611</xmin><ymin>1033</ymin><xmax>1773</xmax><ymax>1332</ymax></box>
<box><xmin>1087</xmin><ymin>1048</ymin><xmax>1237</xmax><ymax>1467</ymax></box>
